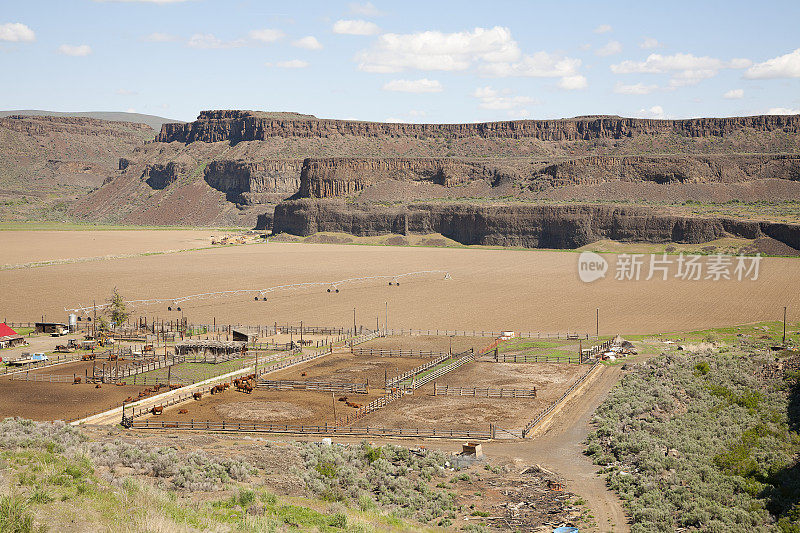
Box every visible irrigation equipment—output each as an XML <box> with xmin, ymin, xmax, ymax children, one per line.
<box><xmin>65</xmin><ymin>270</ymin><xmax>452</xmax><ymax>315</ymax></box>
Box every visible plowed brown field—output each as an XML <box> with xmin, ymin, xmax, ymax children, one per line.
<box><xmin>1</xmin><ymin>233</ymin><xmax>798</xmax><ymax>334</ymax></box>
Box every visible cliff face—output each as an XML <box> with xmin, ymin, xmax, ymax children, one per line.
<box><xmin>0</xmin><ymin>115</ymin><xmax>152</xmax><ymax>140</ymax></box>
<box><xmin>537</xmin><ymin>154</ymin><xmax>800</xmax><ymax>187</ymax></box>
<box><xmin>298</xmin><ymin>157</ymin><xmax>508</xmax><ymax>198</ymax></box>
<box><xmin>273</xmin><ymin>200</ymin><xmax>800</xmax><ymax>251</ymax></box>
<box><xmin>158</xmin><ymin>110</ymin><xmax>800</xmax><ymax>144</ymax></box>
<box><xmin>141</xmin><ymin>162</ymin><xmax>186</xmax><ymax>190</ymax></box>
<box><xmin>203</xmin><ymin>159</ymin><xmax>302</xmax><ymax>203</ymax></box>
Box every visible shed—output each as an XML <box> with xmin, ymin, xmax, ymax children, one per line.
<box><xmin>35</xmin><ymin>322</ymin><xmax>68</xmax><ymax>335</ymax></box>
<box><xmin>174</xmin><ymin>339</ymin><xmax>246</xmax><ymax>363</ymax></box>
<box><xmin>232</xmin><ymin>327</ymin><xmax>258</xmax><ymax>344</ymax></box>
<box><xmin>0</xmin><ymin>323</ymin><xmax>25</xmax><ymax>349</ymax></box>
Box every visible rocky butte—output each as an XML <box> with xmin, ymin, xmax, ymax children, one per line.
<box><xmin>68</xmin><ymin>110</ymin><xmax>800</xmax><ymax>252</ymax></box>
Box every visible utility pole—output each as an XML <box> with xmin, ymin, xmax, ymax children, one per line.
<box><xmin>783</xmin><ymin>306</ymin><xmax>788</xmax><ymax>346</ymax></box>
<box><xmin>353</xmin><ymin>308</ymin><xmax>357</xmax><ymax>335</ymax></box>
<box><xmin>331</xmin><ymin>390</ymin><xmax>337</xmax><ymax>422</ymax></box>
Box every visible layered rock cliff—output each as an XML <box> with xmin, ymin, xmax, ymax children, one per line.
<box><xmin>158</xmin><ymin>110</ymin><xmax>800</xmax><ymax>144</ymax></box>
<box><xmin>273</xmin><ymin>200</ymin><xmax>800</xmax><ymax>251</ymax></box>
<box><xmin>298</xmin><ymin>157</ymin><xmax>511</xmax><ymax>198</ymax></box>
<box><xmin>204</xmin><ymin>159</ymin><xmax>302</xmax><ymax>203</ymax></box>
<box><xmin>534</xmin><ymin>154</ymin><xmax>800</xmax><ymax>188</ymax></box>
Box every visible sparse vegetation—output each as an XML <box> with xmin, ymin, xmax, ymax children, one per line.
<box><xmin>586</xmin><ymin>345</ymin><xmax>800</xmax><ymax>532</ymax></box>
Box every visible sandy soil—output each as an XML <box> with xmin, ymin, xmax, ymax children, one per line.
<box><xmin>267</xmin><ymin>352</ymin><xmax>431</xmax><ymax>388</ymax></box>
<box><xmin>358</xmin><ymin>335</ymin><xmax>489</xmax><ymax>354</ymax></box>
<box><xmin>354</xmin><ymin>362</ymin><xmax>584</xmax><ymax>431</ymax></box>
<box><xmin>2</xmin><ymin>238</ymin><xmax>799</xmax><ymax>334</ymax></box>
<box><xmin>0</xmin><ymin>229</ymin><xmax>218</xmax><ymax>265</ymax></box>
<box><xmin>0</xmin><ymin>376</ymin><xmax>142</xmax><ymax>421</ymax></box>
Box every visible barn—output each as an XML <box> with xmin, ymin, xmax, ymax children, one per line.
<box><xmin>0</xmin><ymin>323</ymin><xmax>26</xmax><ymax>349</ymax></box>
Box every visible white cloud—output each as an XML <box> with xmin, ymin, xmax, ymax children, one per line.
<box><xmin>0</xmin><ymin>22</ymin><xmax>35</xmax><ymax>42</ymax></box>
<box><xmin>595</xmin><ymin>40</ymin><xmax>622</xmax><ymax>57</ymax></box>
<box><xmin>611</xmin><ymin>52</ymin><xmax>751</xmax><ymax>87</ymax></box>
<box><xmin>767</xmin><ymin>107</ymin><xmax>800</xmax><ymax>115</ymax></box>
<box><xmin>143</xmin><ymin>32</ymin><xmax>178</xmax><ymax>42</ymax></box>
<box><xmin>349</xmin><ymin>2</ymin><xmax>383</xmax><ymax>17</ymax></box>
<box><xmin>58</xmin><ymin>44</ymin><xmax>92</xmax><ymax>56</ymax></box>
<box><xmin>723</xmin><ymin>88</ymin><xmax>744</xmax><ymax>99</ymax></box>
<box><xmin>248</xmin><ymin>29</ymin><xmax>285</xmax><ymax>43</ymax></box>
<box><xmin>639</xmin><ymin>37</ymin><xmax>661</xmax><ymax>49</ymax></box>
<box><xmin>382</xmin><ymin>78</ymin><xmax>443</xmax><ymax>93</ymax></box>
<box><xmin>356</xmin><ymin>26</ymin><xmax>583</xmax><ymax>90</ymax></box>
<box><xmin>266</xmin><ymin>59</ymin><xmax>309</xmax><ymax>68</ymax></box>
<box><xmin>292</xmin><ymin>36</ymin><xmax>322</xmax><ymax>50</ymax></box>
<box><xmin>472</xmin><ymin>86</ymin><xmax>537</xmax><ymax>110</ymax></box>
<box><xmin>637</xmin><ymin>105</ymin><xmax>666</xmax><ymax>119</ymax></box>
<box><xmin>594</xmin><ymin>24</ymin><xmax>612</xmax><ymax>34</ymax></box>
<box><xmin>358</xmin><ymin>26</ymin><xmax>520</xmax><ymax>72</ymax></box>
<box><xmin>745</xmin><ymin>48</ymin><xmax>800</xmax><ymax>79</ymax></box>
<box><xmin>558</xmin><ymin>75</ymin><xmax>587</xmax><ymax>90</ymax></box>
<box><xmin>187</xmin><ymin>33</ymin><xmax>245</xmax><ymax>49</ymax></box>
<box><xmin>614</xmin><ymin>82</ymin><xmax>658</xmax><ymax>95</ymax></box>
<box><xmin>333</xmin><ymin>19</ymin><xmax>380</xmax><ymax>36</ymax></box>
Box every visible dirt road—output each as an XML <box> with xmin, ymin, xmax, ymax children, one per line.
<box><xmin>487</xmin><ymin>364</ymin><xmax>628</xmax><ymax>532</ymax></box>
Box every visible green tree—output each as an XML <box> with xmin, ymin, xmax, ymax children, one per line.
<box><xmin>107</xmin><ymin>288</ymin><xmax>129</xmax><ymax>328</ymax></box>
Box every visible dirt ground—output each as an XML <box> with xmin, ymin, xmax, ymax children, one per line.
<box><xmin>266</xmin><ymin>352</ymin><xmax>431</xmax><ymax>388</ymax></box>
<box><xmin>2</xmin><ymin>238</ymin><xmax>799</xmax><ymax>335</ymax></box>
<box><xmin>358</xmin><ymin>335</ymin><xmax>490</xmax><ymax>354</ymax></box>
<box><xmin>0</xmin><ymin>229</ymin><xmax>218</xmax><ymax>265</ymax></box>
<box><xmin>353</xmin><ymin>362</ymin><xmax>585</xmax><ymax>431</ymax></box>
<box><xmin>155</xmin><ymin>353</ymin><xmax>433</xmax><ymax>425</ymax></box>
<box><xmin>0</xmin><ymin>375</ymin><xmax>142</xmax><ymax>421</ymax></box>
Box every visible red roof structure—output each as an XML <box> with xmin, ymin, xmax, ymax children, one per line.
<box><xmin>0</xmin><ymin>323</ymin><xmax>19</xmax><ymax>338</ymax></box>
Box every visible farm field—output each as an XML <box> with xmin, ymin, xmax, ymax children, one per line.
<box><xmin>2</xmin><ymin>235</ymin><xmax>798</xmax><ymax>334</ymax></box>
<box><xmin>0</xmin><ymin>229</ymin><xmax>221</xmax><ymax>265</ymax></box>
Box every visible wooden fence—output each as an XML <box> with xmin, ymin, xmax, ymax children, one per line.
<box><xmin>122</xmin><ymin>346</ymin><xmax>332</xmax><ymax>423</ymax></box>
<box><xmin>432</xmin><ymin>383</ymin><xmax>536</xmax><ymax>398</ymax></box>
<box><xmin>336</xmin><ymin>387</ymin><xmax>405</xmax><ymax>426</ymax></box>
<box><xmin>97</xmin><ymin>356</ymin><xmax>185</xmax><ymax>382</ymax></box>
<box><xmin>129</xmin><ymin>419</ymin><xmax>496</xmax><ymax>439</ymax></box>
<box><xmin>411</xmin><ymin>350</ymin><xmax>474</xmax><ymax>390</ymax></box>
<box><xmin>11</xmin><ymin>373</ymin><xmax>76</xmax><ymax>383</ymax></box>
<box><xmin>494</xmin><ymin>353</ymin><xmax>583</xmax><ymax>364</ymax></box>
<box><xmin>381</xmin><ymin>328</ymin><xmax>597</xmax><ymax>339</ymax></box>
<box><xmin>257</xmin><ymin>380</ymin><xmax>369</xmax><ymax>394</ymax></box>
<box><xmin>521</xmin><ymin>360</ymin><xmax>601</xmax><ymax>438</ymax></box>
<box><xmin>0</xmin><ymin>353</ymin><xmax>85</xmax><ymax>376</ymax></box>
<box><xmin>581</xmin><ymin>338</ymin><xmax>614</xmax><ymax>362</ymax></box>
<box><xmin>385</xmin><ymin>352</ymin><xmax>454</xmax><ymax>389</ymax></box>
<box><xmin>351</xmin><ymin>347</ymin><xmax>449</xmax><ymax>358</ymax></box>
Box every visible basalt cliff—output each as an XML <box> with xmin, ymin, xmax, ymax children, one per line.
<box><xmin>57</xmin><ymin>109</ymin><xmax>800</xmax><ymax>250</ymax></box>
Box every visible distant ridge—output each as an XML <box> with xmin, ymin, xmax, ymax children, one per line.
<box><xmin>0</xmin><ymin>110</ymin><xmax>183</xmax><ymax>131</ymax></box>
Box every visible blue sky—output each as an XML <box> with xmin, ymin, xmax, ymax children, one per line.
<box><xmin>1</xmin><ymin>0</ymin><xmax>799</xmax><ymax>122</ymax></box>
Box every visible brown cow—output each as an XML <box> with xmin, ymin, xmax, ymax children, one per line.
<box><xmin>337</xmin><ymin>396</ymin><xmax>348</xmax><ymax>402</ymax></box>
<box><xmin>193</xmin><ymin>392</ymin><xmax>202</xmax><ymax>401</ymax></box>
<box><xmin>151</xmin><ymin>406</ymin><xmax>163</xmax><ymax>415</ymax></box>
<box><xmin>73</xmin><ymin>377</ymin><xmax>82</xmax><ymax>384</ymax></box>
<box><xmin>95</xmin><ymin>384</ymin><xmax>102</xmax><ymax>389</ymax></box>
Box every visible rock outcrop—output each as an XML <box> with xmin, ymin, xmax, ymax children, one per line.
<box><xmin>142</xmin><ymin>162</ymin><xmax>186</xmax><ymax>190</ymax></box>
<box><xmin>272</xmin><ymin>200</ymin><xmax>800</xmax><ymax>251</ymax></box>
<box><xmin>203</xmin><ymin>159</ymin><xmax>302</xmax><ymax>203</ymax></box>
<box><xmin>536</xmin><ymin>154</ymin><xmax>800</xmax><ymax>187</ymax></box>
<box><xmin>0</xmin><ymin>115</ymin><xmax>152</xmax><ymax>140</ymax></box>
<box><xmin>298</xmin><ymin>157</ymin><xmax>510</xmax><ymax>198</ymax></box>
<box><xmin>158</xmin><ymin>110</ymin><xmax>800</xmax><ymax>144</ymax></box>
